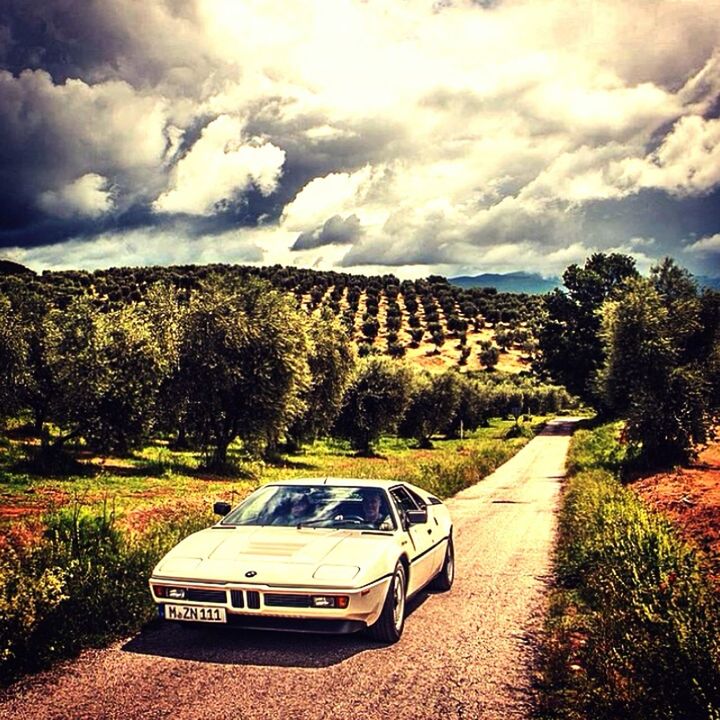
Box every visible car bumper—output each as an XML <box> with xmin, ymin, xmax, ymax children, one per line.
<box><xmin>149</xmin><ymin>576</ymin><xmax>392</xmax><ymax>632</ymax></box>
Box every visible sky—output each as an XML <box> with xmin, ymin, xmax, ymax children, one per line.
<box><xmin>1</xmin><ymin>0</ymin><xmax>720</xmax><ymax>280</ymax></box>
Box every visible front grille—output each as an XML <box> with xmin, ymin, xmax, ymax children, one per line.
<box><xmin>264</xmin><ymin>593</ymin><xmax>311</xmax><ymax>608</ymax></box>
<box><xmin>186</xmin><ymin>589</ymin><xmax>226</xmax><ymax>603</ymax></box>
<box><xmin>230</xmin><ymin>590</ymin><xmax>244</xmax><ymax>608</ymax></box>
<box><xmin>247</xmin><ymin>590</ymin><xmax>261</xmax><ymax>609</ymax></box>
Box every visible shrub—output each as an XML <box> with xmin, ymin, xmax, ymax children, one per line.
<box><xmin>564</xmin><ymin>422</ymin><xmax>629</xmax><ymax>475</ymax></box>
<box><xmin>0</xmin><ymin>500</ymin><xmax>213</xmax><ymax>683</ymax></box>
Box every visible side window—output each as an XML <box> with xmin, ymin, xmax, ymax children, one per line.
<box><xmin>390</xmin><ymin>486</ymin><xmax>420</xmax><ymax>515</ymax></box>
<box><xmin>404</xmin><ymin>487</ymin><xmax>427</xmax><ymax>508</ymax></box>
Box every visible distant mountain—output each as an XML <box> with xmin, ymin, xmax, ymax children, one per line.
<box><xmin>450</xmin><ymin>271</ymin><xmax>560</xmax><ymax>294</ymax></box>
<box><xmin>0</xmin><ymin>259</ymin><xmax>35</xmax><ymax>277</ymax></box>
<box><xmin>696</xmin><ymin>275</ymin><xmax>720</xmax><ymax>290</ymax></box>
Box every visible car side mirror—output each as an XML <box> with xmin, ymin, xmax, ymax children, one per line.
<box><xmin>213</xmin><ymin>501</ymin><xmax>232</xmax><ymax>516</ymax></box>
<box><xmin>405</xmin><ymin>508</ymin><xmax>428</xmax><ymax>525</ymax></box>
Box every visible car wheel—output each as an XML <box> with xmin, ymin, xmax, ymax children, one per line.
<box><xmin>431</xmin><ymin>536</ymin><xmax>454</xmax><ymax>591</ymax></box>
<box><xmin>368</xmin><ymin>561</ymin><xmax>406</xmax><ymax>644</ymax></box>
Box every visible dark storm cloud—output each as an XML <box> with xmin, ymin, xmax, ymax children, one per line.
<box><xmin>292</xmin><ymin>214</ymin><xmax>362</xmax><ymax>251</ymax></box>
<box><xmin>581</xmin><ymin>188</ymin><xmax>720</xmax><ymax>275</ymax></box>
<box><xmin>0</xmin><ymin>0</ymin><xmax>209</xmax><ymax>86</ymax></box>
<box><xmin>0</xmin><ymin>3</ymin><xmax>409</xmax><ymax>251</ymax></box>
<box><xmin>0</xmin><ymin>1</ymin><xmax>251</xmax><ymax>252</ymax></box>
<box><xmin>0</xmin><ymin>67</ymin><xmax>169</xmax><ymax>248</ymax></box>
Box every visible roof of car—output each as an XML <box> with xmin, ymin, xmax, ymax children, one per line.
<box><xmin>268</xmin><ymin>477</ymin><xmax>406</xmax><ymax>490</ymax></box>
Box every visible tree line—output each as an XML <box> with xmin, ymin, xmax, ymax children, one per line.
<box><xmin>0</xmin><ymin>274</ymin><xmax>569</xmax><ymax>468</ymax></box>
<box><xmin>538</xmin><ymin>254</ymin><xmax>720</xmax><ymax>465</ymax></box>
<box><xmin>0</xmin><ymin>263</ymin><xmax>543</xmax><ymax>365</ymax></box>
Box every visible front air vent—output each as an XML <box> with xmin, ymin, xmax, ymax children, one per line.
<box><xmin>247</xmin><ymin>590</ymin><xmax>261</xmax><ymax>609</ymax></box>
<box><xmin>244</xmin><ymin>542</ymin><xmax>307</xmax><ymax>557</ymax></box>
<box><xmin>230</xmin><ymin>590</ymin><xmax>244</xmax><ymax>608</ymax></box>
<box><xmin>186</xmin><ymin>589</ymin><xmax>226</xmax><ymax>603</ymax></box>
<box><xmin>264</xmin><ymin>593</ymin><xmax>311</xmax><ymax>608</ymax></box>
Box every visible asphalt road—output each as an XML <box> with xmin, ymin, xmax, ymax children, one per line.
<box><xmin>0</xmin><ymin>417</ymin><xmax>580</xmax><ymax>720</ymax></box>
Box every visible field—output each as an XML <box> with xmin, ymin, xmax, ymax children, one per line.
<box><xmin>0</xmin><ymin>417</ymin><xmax>540</xmax><ymax>535</ymax></box>
<box><xmin>0</xmin><ymin>263</ymin><xmax>543</xmax><ymax>376</ymax></box>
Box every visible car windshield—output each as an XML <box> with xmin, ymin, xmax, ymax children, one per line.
<box><xmin>220</xmin><ymin>484</ymin><xmax>396</xmax><ymax>531</ymax></box>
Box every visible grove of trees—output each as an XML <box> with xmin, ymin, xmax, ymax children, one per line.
<box><xmin>0</xmin><ymin>263</ymin><xmax>573</xmax><ymax>466</ymax></box>
<box><xmin>538</xmin><ymin>254</ymin><xmax>720</xmax><ymax>465</ymax></box>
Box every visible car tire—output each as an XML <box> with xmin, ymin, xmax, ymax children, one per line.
<box><xmin>430</xmin><ymin>536</ymin><xmax>454</xmax><ymax>591</ymax></box>
<box><xmin>367</xmin><ymin>561</ymin><xmax>406</xmax><ymax>644</ymax></box>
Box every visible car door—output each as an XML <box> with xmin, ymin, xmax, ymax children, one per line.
<box><xmin>404</xmin><ymin>485</ymin><xmax>447</xmax><ymax>577</ymax></box>
<box><xmin>389</xmin><ymin>485</ymin><xmax>437</xmax><ymax>595</ymax></box>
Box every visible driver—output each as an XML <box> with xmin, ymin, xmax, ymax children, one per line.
<box><xmin>361</xmin><ymin>490</ymin><xmax>392</xmax><ymax>530</ymax></box>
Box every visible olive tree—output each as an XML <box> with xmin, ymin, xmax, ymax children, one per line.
<box><xmin>445</xmin><ymin>376</ymin><xmax>493</xmax><ymax>438</ymax></box>
<box><xmin>598</xmin><ymin>274</ymin><xmax>715</xmax><ymax>465</ymax></box>
<box><xmin>177</xmin><ymin>279</ymin><xmax>311</xmax><ymax>466</ymax></box>
<box><xmin>0</xmin><ymin>284</ymin><xmax>60</xmax><ymax>435</ymax></box>
<box><xmin>334</xmin><ymin>357</ymin><xmax>415</xmax><ymax>455</ymax></box>
<box><xmin>286</xmin><ymin>308</ymin><xmax>356</xmax><ymax>449</ymax></box>
<box><xmin>399</xmin><ymin>370</ymin><xmax>463</xmax><ymax>448</ymax></box>
<box><xmin>0</xmin><ymin>294</ymin><xmax>28</xmax><ymax>425</ymax></box>
<box><xmin>46</xmin><ymin>297</ymin><xmax>170</xmax><ymax>454</ymax></box>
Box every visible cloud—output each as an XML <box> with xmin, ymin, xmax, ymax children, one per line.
<box><xmin>5</xmin><ymin>223</ymin><xmax>266</xmax><ymax>271</ymax></box>
<box><xmin>0</xmin><ymin>68</ymin><xmax>168</xmax><ymax>230</ymax></box>
<box><xmin>38</xmin><ymin>173</ymin><xmax>114</xmax><ymax>218</ymax></box>
<box><xmin>1</xmin><ymin>0</ymin><xmax>720</xmax><ymax>277</ymax></box>
<box><xmin>153</xmin><ymin>115</ymin><xmax>286</xmax><ymax>215</ymax></box>
<box><xmin>292</xmin><ymin>214</ymin><xmax>362</xmax><ymax>251</ymax></box>
<box><xmin>685</xmin><ymin>233</ymin><xmax>720</xmax><ymax>255</ymax></box>
<box><xmin>281</xmin><ymin>168</ymin><xmax>375</xmax><ymax>231</ymax></box>
<box><xmin>612</xmin><ymin>115</ymin><xmax>720</xmax><ymax>197</ymax></box>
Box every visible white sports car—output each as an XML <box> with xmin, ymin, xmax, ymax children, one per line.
<box><xmin>149</xmin><ymin>477</ymin><xmax>454</xmax><ymax>643</ymax></box>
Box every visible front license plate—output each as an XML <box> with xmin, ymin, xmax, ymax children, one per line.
<box><xmin>165</xmin><ymin>604</ymin><xmax>227</xmax><ymax>623</ymax></box>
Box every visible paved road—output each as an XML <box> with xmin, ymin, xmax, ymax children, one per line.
<box><xmin>0</xmin><ymin>418</ymin><xmax>580</xmax><ymax>720</ymax></box>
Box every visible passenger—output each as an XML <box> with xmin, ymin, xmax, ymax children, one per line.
<box><xmin>273</xmin><ymin>493</ymin><xmax>314</xmax><ymax>525</ymax></box>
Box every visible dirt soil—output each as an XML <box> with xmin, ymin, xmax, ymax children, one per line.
<box><xmin>631</xmin><ymin>441</ymin><xmax>720</xmax><ymax>578</ymax></box>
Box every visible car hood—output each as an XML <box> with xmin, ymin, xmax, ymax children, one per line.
<box><xmin>152</xmin><ymin>525</ymin><xmax>393</xmax><ymax>588</ymax></box>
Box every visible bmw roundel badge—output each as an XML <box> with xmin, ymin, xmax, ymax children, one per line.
<box><xmin>245</xmin><ymin>570</ymin><xmax>257</xmax><ymax>578</ymax></box>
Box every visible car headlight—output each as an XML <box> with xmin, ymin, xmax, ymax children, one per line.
<box><xmin>312</xmin><ymin>595</ymin><xmax>349</xmax><ymax>608</ymax></box>
<box><xmin>313</xmin><ymin>565</ymin><xmax>360</xmax><ymax>581</ymax></box>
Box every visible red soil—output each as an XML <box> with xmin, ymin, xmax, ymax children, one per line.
<box><xmin>631</xmin><ymin>441</ymin><xmax>720</xmax><ymax>577</ymax></box>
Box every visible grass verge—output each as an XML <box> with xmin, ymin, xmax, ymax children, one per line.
<box><xmin>535</xmin><ymin>423</ymin><xmax>720</xmax><ymax>719</ymax></box>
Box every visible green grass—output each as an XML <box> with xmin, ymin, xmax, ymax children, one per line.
<box><xmin>0</xmin><ymin>417</ymin><xmax>543</xmax><ymax>529</ymax></box>
<box><xmin>535</xmin><ymin>422</ymin><xmax>720</xmax><ymax>720</ymax></box>
<box><xmin>0</xmin><ymin>498</ymin><xmax>213</xmax><ymax>684</ymax></box>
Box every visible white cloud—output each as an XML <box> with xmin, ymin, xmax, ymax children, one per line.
<box><xmin>612</xmin><ymin>115</ymin><xmax>720</xmax><ymax>197</ymax></box>
<box><xmin>685</xmin><ymin>233</ymin><xmax>720</xmax><ymax>255</ymax></box>
<box><xmin>281</xmin><ymin>167</ymin><xmax>376</xmax><ymax>230</ymax></box>
<box><xmin>153</xmin><ymin>115</ymin><xmax>286</xmax><ymax>215</ymax></box>
<box><xmin>38</xmin><ymin>174</ymin><xmax>114</xmax><ymax>218</ymax></box>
